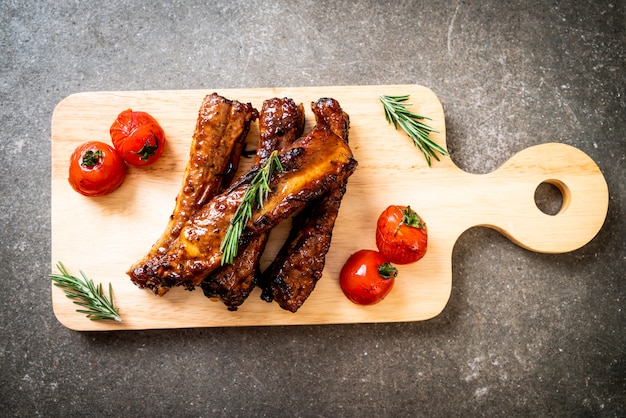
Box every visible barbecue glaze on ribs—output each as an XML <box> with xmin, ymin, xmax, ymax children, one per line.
<box><xmin>128</xmin><ymin>95</ymin><xmax>357</xmax><ymax>313</ymax></box>
<box><xmin>127</xmin><ymin>93</ymin><xmax>257</xmax><ymax>294</ymax></box>
<box><xmin>260</xmin><ymin>98</ymin><xmax>351</xmax><ymax>312</ymax></box>
<box><xmin>200</xmin><ymin>97</ymin><xmax>305</xmax><ymax>310</ymax></box>
<box><xmin>128</xmin><ymin>98</ymin><xmax>357</xmax><ymax>294</ymax></box>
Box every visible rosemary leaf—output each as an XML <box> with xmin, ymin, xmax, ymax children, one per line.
<box><xmin>379</xmin><ymin>94</ymin><xmax>449</xmax><ymax>166</ymax></box>
<box><xmin>50</xmin><ymin>262</ymin><xmax>121</xmax><ymax>322</ymax></box>
<box><xmin>220</xmin><ymin>150</ymin><xmax>283</xmax><ymax>265</ymax></box>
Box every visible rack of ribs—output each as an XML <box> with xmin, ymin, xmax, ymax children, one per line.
<box><xmin>200</xmin><ymin>97</ymin><xmax>305</xmax><ymax>310</ymax></box>
<box><xmin>128</xmin><ymin>93</ymin><xmax>257</xmax><ymax>295</ymax></box>
<box><xmin>259</xmin><ymin>98</ymin><xmax>351</xmax><ymax>312</ymax></box>
<box><xmin>128</xmin><ymin>97</ymin><xmax>357</xmax><ymax>295</ymax></box>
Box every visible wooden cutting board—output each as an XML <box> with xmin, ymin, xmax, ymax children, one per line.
<box><xmin>50</xmin><ymin>84</ymin><xmax>609</xmax><ymax>331</ymax></box>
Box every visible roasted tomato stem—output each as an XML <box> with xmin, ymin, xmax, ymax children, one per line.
<box><xmin>135</xmin><ymin>134</ymin><xmax>160</xmax><ymax>161</ymax></box>
<box><xmin>378</xmin><ymin>262</ymin><xmax>398</xmax><ymax>279</ymax></box>
<box><xmin>396</xmin><ymin>205</ymin><xmax>425</xmax><ymax>234</ymax></box>
<box><xmin>81</xmin><ymin>150</ymin><xmax>102</xmax><ymax>167</ymax></box>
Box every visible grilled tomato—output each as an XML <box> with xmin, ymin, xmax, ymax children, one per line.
<box><xmin>340</xmin><ymin>249</ymin><xmax>398</xmax><ymax>305</ymax></box>
<box><xmin>68</xmin><ymin>141</ymin><xmax>126</xmax><ymax>196</ymax></box>
<box><xmin>376</xmin><ymin>205</ymin><xmax>428</xmax><ymax>264</ymax></box>
<box><xmin>110</xmin><ymin>109</ymin><xmax>166</xmax><ymax>166</ymax></box>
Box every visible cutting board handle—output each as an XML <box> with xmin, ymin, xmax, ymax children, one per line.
<box><xmin>476</xmin><ymin>142</ymin><xmax>609</xmax><ymax>254</ymax></box>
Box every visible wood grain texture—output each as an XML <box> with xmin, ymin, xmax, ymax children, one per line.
<box><xmin>50</xmin><ymin>85</ymin><xmax>609</xmax><ymax>331</ymax></box>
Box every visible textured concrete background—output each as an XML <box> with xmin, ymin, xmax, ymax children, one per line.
<box><xmin>1</xmin><ymin>1</ymin><xmax>624</xmax><ymax>416</ymax></box>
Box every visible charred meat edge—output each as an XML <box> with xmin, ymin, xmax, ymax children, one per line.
<box><xmin>128</xmin><ymin>93</ymin><xmax>257</xmax><ymax>295</ymax></box>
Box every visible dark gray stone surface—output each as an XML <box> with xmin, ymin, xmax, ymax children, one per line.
<box><xmin>1</xmin><ymin>1</ymin><xmax>624</xmax><ymax>416</ymax></box>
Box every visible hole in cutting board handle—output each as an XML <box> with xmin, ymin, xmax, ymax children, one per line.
<box><xmin>534</xmin><ymin>180</ymin><xmax>570</xmax><ymax>216</ymax></box>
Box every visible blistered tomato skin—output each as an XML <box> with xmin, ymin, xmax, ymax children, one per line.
<box><xmin>376</xmin><ymin>205</ymin><xmax>428</xmax><ymax>265</ymax></box>
<box><xmin>339</xmin><ymin>249</ymin><xmax>398</xmax><ymax>305</ymax></box>
<box><xmin>110</xmin><ymin>109</ymin><xmax>166</xmax><ymax>166</ymax></box>
<box><xmin>68</xmin><ymin>141</ymin><xmax>126</xmax><ymax>197</ymax></box>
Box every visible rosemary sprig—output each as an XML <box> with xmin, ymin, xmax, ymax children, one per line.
<box><xmin>50</xmin><ymin>262</ymin><xmax>121</xmax><ymax>322</ymax></box>
<box><xmin>379</xmin><ymin>94</ymin><xmax>449</xmax><ymax>166</ymax></box>
<box><xmin>219</xmin><ymin>150</ymin><xmax>283</xmax><ymax>265</ymax></box>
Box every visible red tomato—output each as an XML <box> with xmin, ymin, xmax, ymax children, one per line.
<box><xmin>68</xmin><ymin>141</ymin><xmax>126</xmax><ymax>196</ymax></box>
<box><xmin>339</xmin><ymin>249</ymin><xmax>398</xmax><ymax>305</ymax></box>
<box><xmin>110</xmin><ymin>109</ymin><xmax>166</xmax><ymax>166</ymax></box>
<box><xmin>376</xmin><ymin>205</ymin><xmax>428</xmax><ymax>264</ymax></box>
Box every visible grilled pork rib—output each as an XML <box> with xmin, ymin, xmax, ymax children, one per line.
<box><xmin>260</xmin><ymin>98</ymin><xmax>351</xmax><ymax>312</ymax></box>
<box><xmin>254</xmin><ymin>98</ymin><xmax>306</xmax><ymax>165</ymax></box>
<box><xmin>261</xmin><ymin>180</ymin><xmax>348</xmax><ymax>312</ymax></box>
<box><xmin>128</xmin><ymin>93</ymin><xmax>257</xmax><ymax>295</ymax></box>
<box><xmin>129</xmin><ymin>100</ymin><xmax>357</xmax><ymax>293</ymax></box>
<box><xmin>200</xmin><ymin>98</ymin><xmax>305</xmax><ymax>310</ymax></box>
